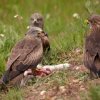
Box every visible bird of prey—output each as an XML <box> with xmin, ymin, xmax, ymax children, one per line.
<box><xmin>1</xmin><ymin>27</ymin><xmax>44</xmax><ymax>86</ymax></box>
<box><xmin>17</xmin><ymin>13</ymin><xmax>50</xmax><ymax>87</ymax></box>
<box><xmin>27</xmin><ymin>13</ymin><xmax>50</xmax><ymax>52</ymax></box>
<box><xmin>29</xmin><ymin>13</ymin><xmax>44</xmax><ymax>29</ymax></box>
<box><xmin>0</xmin><ymin>13</ymin><xmax>50</xmax><ymax>88</ymax></box>
<box><xmin>84</xmin><ymin>14</ymin><xmax>100</xmax><ymax>78</ymax></box>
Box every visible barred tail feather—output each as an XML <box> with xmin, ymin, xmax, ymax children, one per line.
<box><xmin>2</xmin><ymin>70</ymin><xmax>22</xmax><ymax>84</ymax></box>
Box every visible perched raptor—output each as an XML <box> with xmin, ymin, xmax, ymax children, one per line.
<box><xmin>84</xmin><ymin>14</ymin><xmax>100</xmax><ymax>78</ymax></box>
<box><xmin>29</xmin><ymin>13</ymin><xmax>44</xmax><ymax>29</ymax></box>
<box><xmin>0</xmin><ymin>13</ymin><xmax>50</xmax><ymax>88</ymax></box>
<box><xmin>1</xmin><ymin>27</ymin><xmax>44</xmax><ymax>86</ymax></box>
<box><xmin>28</xmin><ymin>13</ymin><xmax>50</xmax><ymax>52</ymax></box>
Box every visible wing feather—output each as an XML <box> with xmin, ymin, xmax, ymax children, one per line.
<box><xmin>84</xmin><ymin>35</ymin><xmax>100</xmax><ymax>72</ymax></box>
<box><xmin>3</xmin><ymin>35</ymin><xmax>43</xmax><ymax>83</ymax></box>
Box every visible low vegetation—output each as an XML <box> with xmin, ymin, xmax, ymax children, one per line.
<box><xmin>0</xmin><ymin>0</ymin><xmax>100</xmax><ymax>99</ymax></box>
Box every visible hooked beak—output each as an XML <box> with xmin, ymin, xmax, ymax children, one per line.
<box><xmin>84</xmin><ymin>19</ymin><xmax>89</xmax><ymax>24</ymax></box>
<box><xmin>32</xmin><ymin>18</ymin><xmax>37</xmax><ymax>24</ymax></box>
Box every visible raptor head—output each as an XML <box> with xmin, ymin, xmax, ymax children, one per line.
<box><xmin>29</xmin><ymin>13</ymin><xmax>44</xmax><ymax>29</ymax></box>
<box><xmin>87</xmin><ymin>14</ymin><xmax>100</xmax><ymax>30</ymax></box>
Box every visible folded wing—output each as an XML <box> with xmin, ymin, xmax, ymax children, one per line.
<box><xmin>3</xmin><ymin>35</ymin><xmax>43</xmax><ymax>84</ymax></box>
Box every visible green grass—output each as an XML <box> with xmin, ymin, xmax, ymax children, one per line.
<box><xmin>89</xmin><ymin>85</ymin><xmax>100</xmax><ymax>100</ymax></box>
<box><xmin>0</xmin><ymin>0</ymin><xmax>100</xmax><ymax>99</ymax></box>
<box><xmin>1</xmin><ymin>88</ymin><xmax>23</xmax><ymax>100</ymax></box>
<box><xmin>0</xmin><ymin>0</ymin><xmax>99</xmax><ymax>68</ymax></box>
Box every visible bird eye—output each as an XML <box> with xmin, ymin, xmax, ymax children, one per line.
<box><xmin>37</xmin><ymin>18</ymin><xmax>42</xmax><ymax>21</ymax></box>
<box><xmin>89</xmin><ymin>20</ymin><xmax>94</xmax><ymax>24</ymax></box>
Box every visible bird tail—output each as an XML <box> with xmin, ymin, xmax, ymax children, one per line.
<box><xmin>2</xmin><ymin>69</ymin><xmax>10</xmax><ymax>84</ymax></box>
<box><xmin>94</xmin><ymin>55</ymin><xmax>100</xmax><ymax>77</ymax></box>
<box><xmin>92</xmin><ymin>53</ymin><xmax>100</xmax><ymax>77</ymax></box>
<box><xmin>2</xmin><ymin>69</ymin><xmax>22</xmax><ymax>84</ymax></box>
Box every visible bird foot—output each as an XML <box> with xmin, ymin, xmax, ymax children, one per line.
<box><xmin>24</xmin><ymin>68</ymin><xmax>51</xmax><ymax>77</ymax></box>
<box><xmin>34</xmin><ymin>68</ymin><xmax>51</xmax><ymax>76</ymax></box>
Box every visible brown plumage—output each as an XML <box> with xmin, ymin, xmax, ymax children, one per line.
<box><xmin>38</xmin><ymin>31</ymin><xmax>50</xmax><ymax>52</ymax></box>
<box><xmin>0</xmin><ymin>13</ymin><xmax>50</xmax><ymax>89</ymax></box>
<box><xmin>1</xmin><ymin>27</ymin><xmax>43</xmax><ymax>85</ymax></box>
<box><xmin>84</xmin><ymin>14</ymin><xmax>100</xmax><ymax>78</ymax></box>
<box><xmin>29</xmin><ymin>13</ymin><xmax>44</xmax><ymax>29</ymax></box>
<box><xmin>28</xmin><ymin>13</ymin><xmax>50</xmax><ymax>52</ymax></box>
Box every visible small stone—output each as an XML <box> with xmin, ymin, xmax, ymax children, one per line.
<box><xmin>75</xmin><ymin>48</ymin><xmax>81</xmax><ymax>53</ymax></box>
<box><xmin>76</xmin><ymin>67</ymin><xmax>80</xmax><ymax>70</ymax></box>
<box><xmin>80</xmin><ymin>86</ymin><xmax>85</xmax><ymax>91</ymax></box>
<box><xmin>40</xmin><ymin>90</ymin><xmax>46</xmax><ymax>95</ymax></box>
<box><xmin>72</xmin><ymin>79</ymin><xmax>79</xmax><ymax>83</ymax></box>
<box><xmin>79</xmin><ymin>81</ymin><xmax>82</xmax><ymax>85</ymax></box>
<box><xmin>59</xmin><ymin>86</ymin><xmax>66</xmax><ymax>93</ymax></box>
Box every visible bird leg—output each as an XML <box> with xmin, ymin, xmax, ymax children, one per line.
<box><xmin>24</xmin><ymin>69</ymin><xmax>33</xmax><ymax>76</ymax></box>
<box><xmin>32</xmin><ymin>68</ymin><xmax>51</xmax><ymax>77</ymax></box>
<box><xmin>24</xmin><ymin>68</ymin><xmax>51</xmax><ymax>77</ymax></box>
<box><xmin>21</xmin><ymin>68</ymin><xmax>51</xmax><ymax>86</ymax></box>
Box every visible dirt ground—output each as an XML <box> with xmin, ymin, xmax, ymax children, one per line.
<box><xmin>23</xmin><ymin>65</ymin><xmax>100</xmax><ymax>100</ymax></box>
